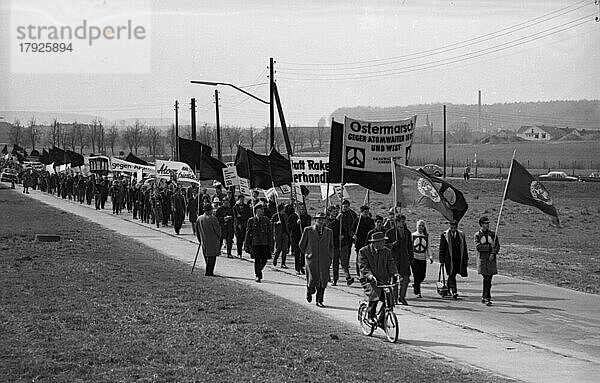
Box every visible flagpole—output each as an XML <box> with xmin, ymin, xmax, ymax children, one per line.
<box><xmin>494</xmin><ymin>149</ymin><xmax>516</xmax><ymax>238</ymax></box>
<box><xmin>391</xmin><ymin>157</ymin><xmax>399</xmax><ymax>214</ymax></box>
<box><xmin>337</xmin><ymin>117</ymin><xmax>345</xmax><ymax>253</ymax></box>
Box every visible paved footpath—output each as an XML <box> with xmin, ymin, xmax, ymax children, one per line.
<box><xmin>11</xmin><ymin>185</ymin><xmax>600</xmax><ymax>382</ymax></box>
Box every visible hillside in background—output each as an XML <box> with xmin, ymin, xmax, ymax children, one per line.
<box><xmin>331</xmin><ymin>100</ymin><xmax>600</xmax><ymax>132</ymax></box>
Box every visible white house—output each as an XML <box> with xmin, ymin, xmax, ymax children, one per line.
<box><xmin>516</xmin><ymin>125</ymin><xmax>564</xmax><ymax>141</ymax></box>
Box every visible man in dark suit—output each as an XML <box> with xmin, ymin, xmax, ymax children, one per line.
<box><xmin>439</xmin><ymin>220</ymin><xmax>469</xmax><ymax>300</ymax></box>
<box><xmin>385</xmin><ymin>214</ymin><xmax>414</xmax><ymax>305</ymax></box>
<box><xmin>244</xmin><ymin>203</ymin><xmax>273</xmax><ymax>283</ymax></box>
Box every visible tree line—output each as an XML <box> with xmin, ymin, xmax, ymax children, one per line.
<box><xmin>7</xmin><ymin>118</ymin><xmax>331</xmax><ymax>160</ymax></box>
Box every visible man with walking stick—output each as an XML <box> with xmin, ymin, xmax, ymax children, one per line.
<box><xmin>193</xmin><ymin>203</ymin><xmax>222</xmax><ymax>276</ymax></box>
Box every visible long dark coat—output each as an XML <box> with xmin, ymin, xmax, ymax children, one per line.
<box><xmin>439</xmin><ymin>229</ymin><xmax>469</xmax><ymax>277</ymax></box>
<box><xmin>385</xmin><ymin>225</ymin><xmax>414</xmax><ymax>276</ymax></box>
<box><xmin>358</xmin><ymin>244</ymin><xmax>398</xmax><ymax>301</ymax></box>
<box><xmin>475</xmin><ymin>229</ymin><xmax>500</xmax><ymax>275</ymax></box>
<box><xmin>195</xmin><ymin>213</ymin><xmax>222</xmax><ymax>258</ymax></box>
<box><xmin>299</xmin><ymin>225</ymin><xmax>333</xmax><ymax>289</ymax></box>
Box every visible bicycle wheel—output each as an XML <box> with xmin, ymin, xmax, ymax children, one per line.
<box><xmin>358</xmin><ymin>302</ymin><xmax>375</xmax><ymax>336</ymax></box>
<box><xmin>384</xmin><ymin>311</ymin><xmax>399</xmax><ymax>343</ymax></box>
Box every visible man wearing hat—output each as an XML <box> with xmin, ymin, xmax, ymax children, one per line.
<box><xmin>195</xmin><ymin>203</ymin><xmax>222</xmax><ymax>276</ymax></box>
<box><xmin>244</xmin><ymin>202</ymin><xmax>273</xmax><ymax>282</ymax></box>
<box><xmin>299</xmin><ymin>212</ymin><xmax>334</xmax><ymax>307</ymax></box>
<box><xmin>233</xmin><ymin>194</ymin><xmax>252</xmax><ymax>258</ymax></box>
<box><xmin>439</xmin><ymin>219</ymin><xmax>469</xmax><ymax>299</ymax></box>
<box><xmin>358</xmin><ymin>232</ymin><xmax>399</xmax><ymax>325</ymax></box>
<box><xmin>475</xmin><ymin>216</ymin><xmax>500</xmax><ymax>306</ymax></box>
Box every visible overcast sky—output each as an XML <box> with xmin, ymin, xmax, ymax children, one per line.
<box><xmin>1</xmin><ymin>0</ymin><xmax>599</xmax><ymax>126</ymax></box>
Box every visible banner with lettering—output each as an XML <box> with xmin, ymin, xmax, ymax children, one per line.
<box><xmin>290</xmin><ymin>156</ymin><xmax>329</xmax><ymax>185</ymax></box>
<box><xmin>110</xmin><ymin>157</ymin><xmax>155</xmax><ymax>174</ymax></box>
<box><xmin>155</xmin><ymin>159</ymin><xmax>199</xmax><ymax>184</ymax></box>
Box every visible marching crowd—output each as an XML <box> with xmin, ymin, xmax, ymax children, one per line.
<box><xmin>3</xmin><ymin>158</ymin><xmax>501</xmax><ymax>319</ymax></box>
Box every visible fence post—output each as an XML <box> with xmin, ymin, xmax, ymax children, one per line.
<box><xmin>499</xmin><ymin>165</ymin><xmax>502</xmax><ymax>179</ymax></box>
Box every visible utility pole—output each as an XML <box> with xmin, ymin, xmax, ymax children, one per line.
<box><xmin>443</xmin><ymin>104</ymin><xmax>447</xmax><ymax>178</ymax></box>
<box><xmin>269</xmin><ymin>57</ymin><xmax>275</xmax><ymax>152</ymax></box>
<box><xmin>190</xmin><ymin>97</ymin><xmax>196</xmax><ymax>141</ymax></box>
<box><xmin>174</xmin><ymin>100</ymin><xmax>179</xmax><ymax>160</ymax></box>
<box><xmin>477</xmin><ymin>90</ymin><xmax>482</xmax><ymax>132</ymax></box>
<box><xmin>214</xmin><ymin>89</ymin><xmax>222</xmax><ymax>161</ymax></box>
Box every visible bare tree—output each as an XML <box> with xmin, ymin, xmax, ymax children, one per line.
<box><xmin>123</xmin><ymin>120</ymin><xmax>144</xmax><ymax>155</ymax></box>
<box><xmin>146</xmin><ymin>126</ymin><xmax>161</xmax><ymax>158</ymax></box>
<box><xmin>51</xmin><ymin>118</ymin><xmax>59</xmax><ymax>146</ymax></box>
<box><xmin>223</xmin><ymin>126</ymin><xmax>243</xmax><ymax>159</ymax></box>
<box><xmin>74</xmin><ymin>122</ymin><xmax>89</xmax><ymax>154</ymax></box>
<box><xmin>98</xmin><ymin>121</ymin><xmax>105</xmax><ymax>154</ymax></box>
<box><xmin>289</xmin><ymin>126</ymin><xmax>300</xmax><ymax>153</ymax></box>
<box><xmin>246</xmin><ymin>126</ymin><xmax>257</xmax><ymax>150</ymax></box>
<box><xmin>90</xmin><ymin>119</ymin><xmax>99</xmax><ymax>153</ymax></box>
<box><xmin>307</xmin><ymin>128</ymin><xmax>317</xmax><ymax>151</ymax></box>
<box><xmin>450</xmin><ymin>121</ymin><xmax>473</xmax><ymax>144</ymax></box>
<box><xmin>9</xmin><ymin>119</ymin><xmax>24</xmax><ymax>147</ymax></box>
<box><xmin>107</xmin><ymin>124</ymin><xmax>119</xmax><ymax>155</ymax></box>
<box><xmin>66</xmin><ymin>123</ymin><xmax>77</xmax><ymax>151</ymax></box>
<box><xmin>24</xmin><ymin>116</ymin><xmax>41</xmax><ymax>150</ymax></box>
<box><xmin>316</xmin><ymin>124</ymin><xmax>327</xmax><ymax>151</ymax></box>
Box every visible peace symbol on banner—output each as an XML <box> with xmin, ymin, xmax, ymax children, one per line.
<box><xmin>345</xmin><ymin>146</ymin><xmax>365</xmax><ymax>169</ymax></box>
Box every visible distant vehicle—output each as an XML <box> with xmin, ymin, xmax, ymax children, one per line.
<box><xmin>419</xmin><ymin>164</ymin><xmax>443</xmax><ymax>177</ymax></box>
<box><xmin>538</xmin><ymin>171</ymin><xmax>578</xmax><ymax>182</ymax></box>
<box><xmin>0</xmin><ymin>168</ymin><xmax>18</xmax><ymax>183</ymax></box>
<box><xmin>579</xmin><ymin>172</ymin><xmax>600</xmax><ymax>183</ymax></box>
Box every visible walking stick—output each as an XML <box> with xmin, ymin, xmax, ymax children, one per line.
<box><xmin>191</xmin><ymin>242</ymin><xmax>201</xmax><ymax>274</ymax></box>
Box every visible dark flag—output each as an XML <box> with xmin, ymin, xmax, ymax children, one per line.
<box><xmin>1</xmin><ymin>145</ymin><xmax>7</xmax><ymax>155</ymax></box>
<box><xmin>328</xmin><ymin>117</ymin><xmax>416</xmax><ymax>194</ymax></box>
<box><xmin>29</xmin><ymin>149</ymin><xmax>41</xmax><ymax>161</ymax></box>
<box><xmin>125</xmin><ymin>152</ymin><xmax>148</xmax><ymax>166</ymax></box>
<box><xmin>49</xmin><ymin>146</ymin><xmax>66</xmax><ymax>165</ymax></box>
<box><xmin>67</xmin><ymin>150</ymin><xmax>84</xmax><ymax>167</ymax></box>
<box><xmin>419</xmin><ymin>169</ymin><xmax>469</xmax><ymax>222</ymax></box>
<box><xmin>234</xmin><ymin>145</ymin><xmax>292</xmax><ymax>189</ymax></box>
<box><xmin>40</xmin><ymin>149</ymin><xmax>50</xmax><ymax>164</ymax></box>
<box><xmin>197</xmin><ymin>151</ymin><xmax>226</xmax><ymax>184</ymax></box>
<box><xmin>15</xmin><ymin>151</ymin><xmax>27</xmax><ymax>163</ymax></box>
<box><xmin>392</xmin><ymin>159</ymin><xmax>454</xmax><ymax>221</ymax></box>
<box><xmin>178</xmin><ymin>137</ymin><xmax>213</xmax><ymax>169</ymax></box>
<box><xmin>11</xmin><ymin>144</ymin><xmax>24</xmax><ymax>156</ymax></box>
<box><xmin>505</xmin><ymin>159</ymin><xmax>559</xmax><ymax>225</ymax></box>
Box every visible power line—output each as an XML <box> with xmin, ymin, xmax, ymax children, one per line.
<box><xmin>278</xmin><ymin>15</ymin><xmax>595</xmax><ymax>81</ymax></box>
<box><xmin>279</xmin><ymin>1</ymin><xmax>591</xmax><ymax>72</ymax></box>
<box><xmin>278</xmin><ymin>0</ymin><xmax>590</xmax><ymax>67</ymax></box>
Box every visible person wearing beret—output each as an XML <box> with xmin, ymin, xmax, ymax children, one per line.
<box><xmin>475</xmin><ymin>216</ymin><xmax>500</xmax><ymax>306</ymax></box>
<box><xmin>299</xmin><ymin>212</ymin><xmax>334</xmax><ymax>307</ymax></box>
<box><xmin>244</xmin><ymin>203</ymin><xmax>274</xmax><ymax>283</ymax></box>
<box><xmin>439</xmin><ymin>219</ymin><xmax>469</xmax><ymax>300</ymax></box>
<box><xmin>195</xmin><ymin>203</ymin><xmax>222</xmax><ymax>277</ymax></box>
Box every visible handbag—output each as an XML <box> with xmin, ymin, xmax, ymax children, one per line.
<box><xmin>437</xmin><ymin>264</ymin><xmax>450</xmax><ymax>297</ymax></box>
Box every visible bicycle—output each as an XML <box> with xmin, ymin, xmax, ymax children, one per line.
<box><xmin>357</xmin><ymin>279</ymin><xmax>400</xmax><ymax>343</ymax></box>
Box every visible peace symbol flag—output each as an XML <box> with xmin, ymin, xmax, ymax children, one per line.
<box><xmin>391</xmin><ymin>159</ymin><xmax>454</xmax><ymax>221</ymax></box>
<box><xmin>505</xmin><ymin>159</ymin><xmax>559</xmax><ymax>225</ymax></box>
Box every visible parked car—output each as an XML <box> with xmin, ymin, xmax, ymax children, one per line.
<box><xmin>419</xmin><ymin>164</ymin><xmax>443</xmax><ymax>177</ymax></box>
<box><xmin>579</xmin><ymin>172</ymin><xmax>600</xmax><ymax>183</ymax></box>
<box><xmin>538</xmin><ymin>171</ymin><xmax>578</xmax><ymax>182</ymax></box>
<box><xmin>0</xmin><ymin>168</ymin><xmax>18</xmax><ymax>183</ymax></box>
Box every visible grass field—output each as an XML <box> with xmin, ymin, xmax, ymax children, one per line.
<box><xmin>0</xmin><ymin>187</ymin><xmax>512</xmax><ymax>382</ymax></box>
<box><xmin>307</xmin><ymin>179</ymin><xmax>600</xmax><ymax>295</ymax></box>
<box><xmin>409</xmin><ymin>141</ymin><xmax>600</xmax><ymax>170</ymax></box>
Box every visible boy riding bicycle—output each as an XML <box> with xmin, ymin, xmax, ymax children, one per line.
<box><xmin>358</xmin><ymin>232</ymin><xmax>399</xmax><ymax>326</ymax></box>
